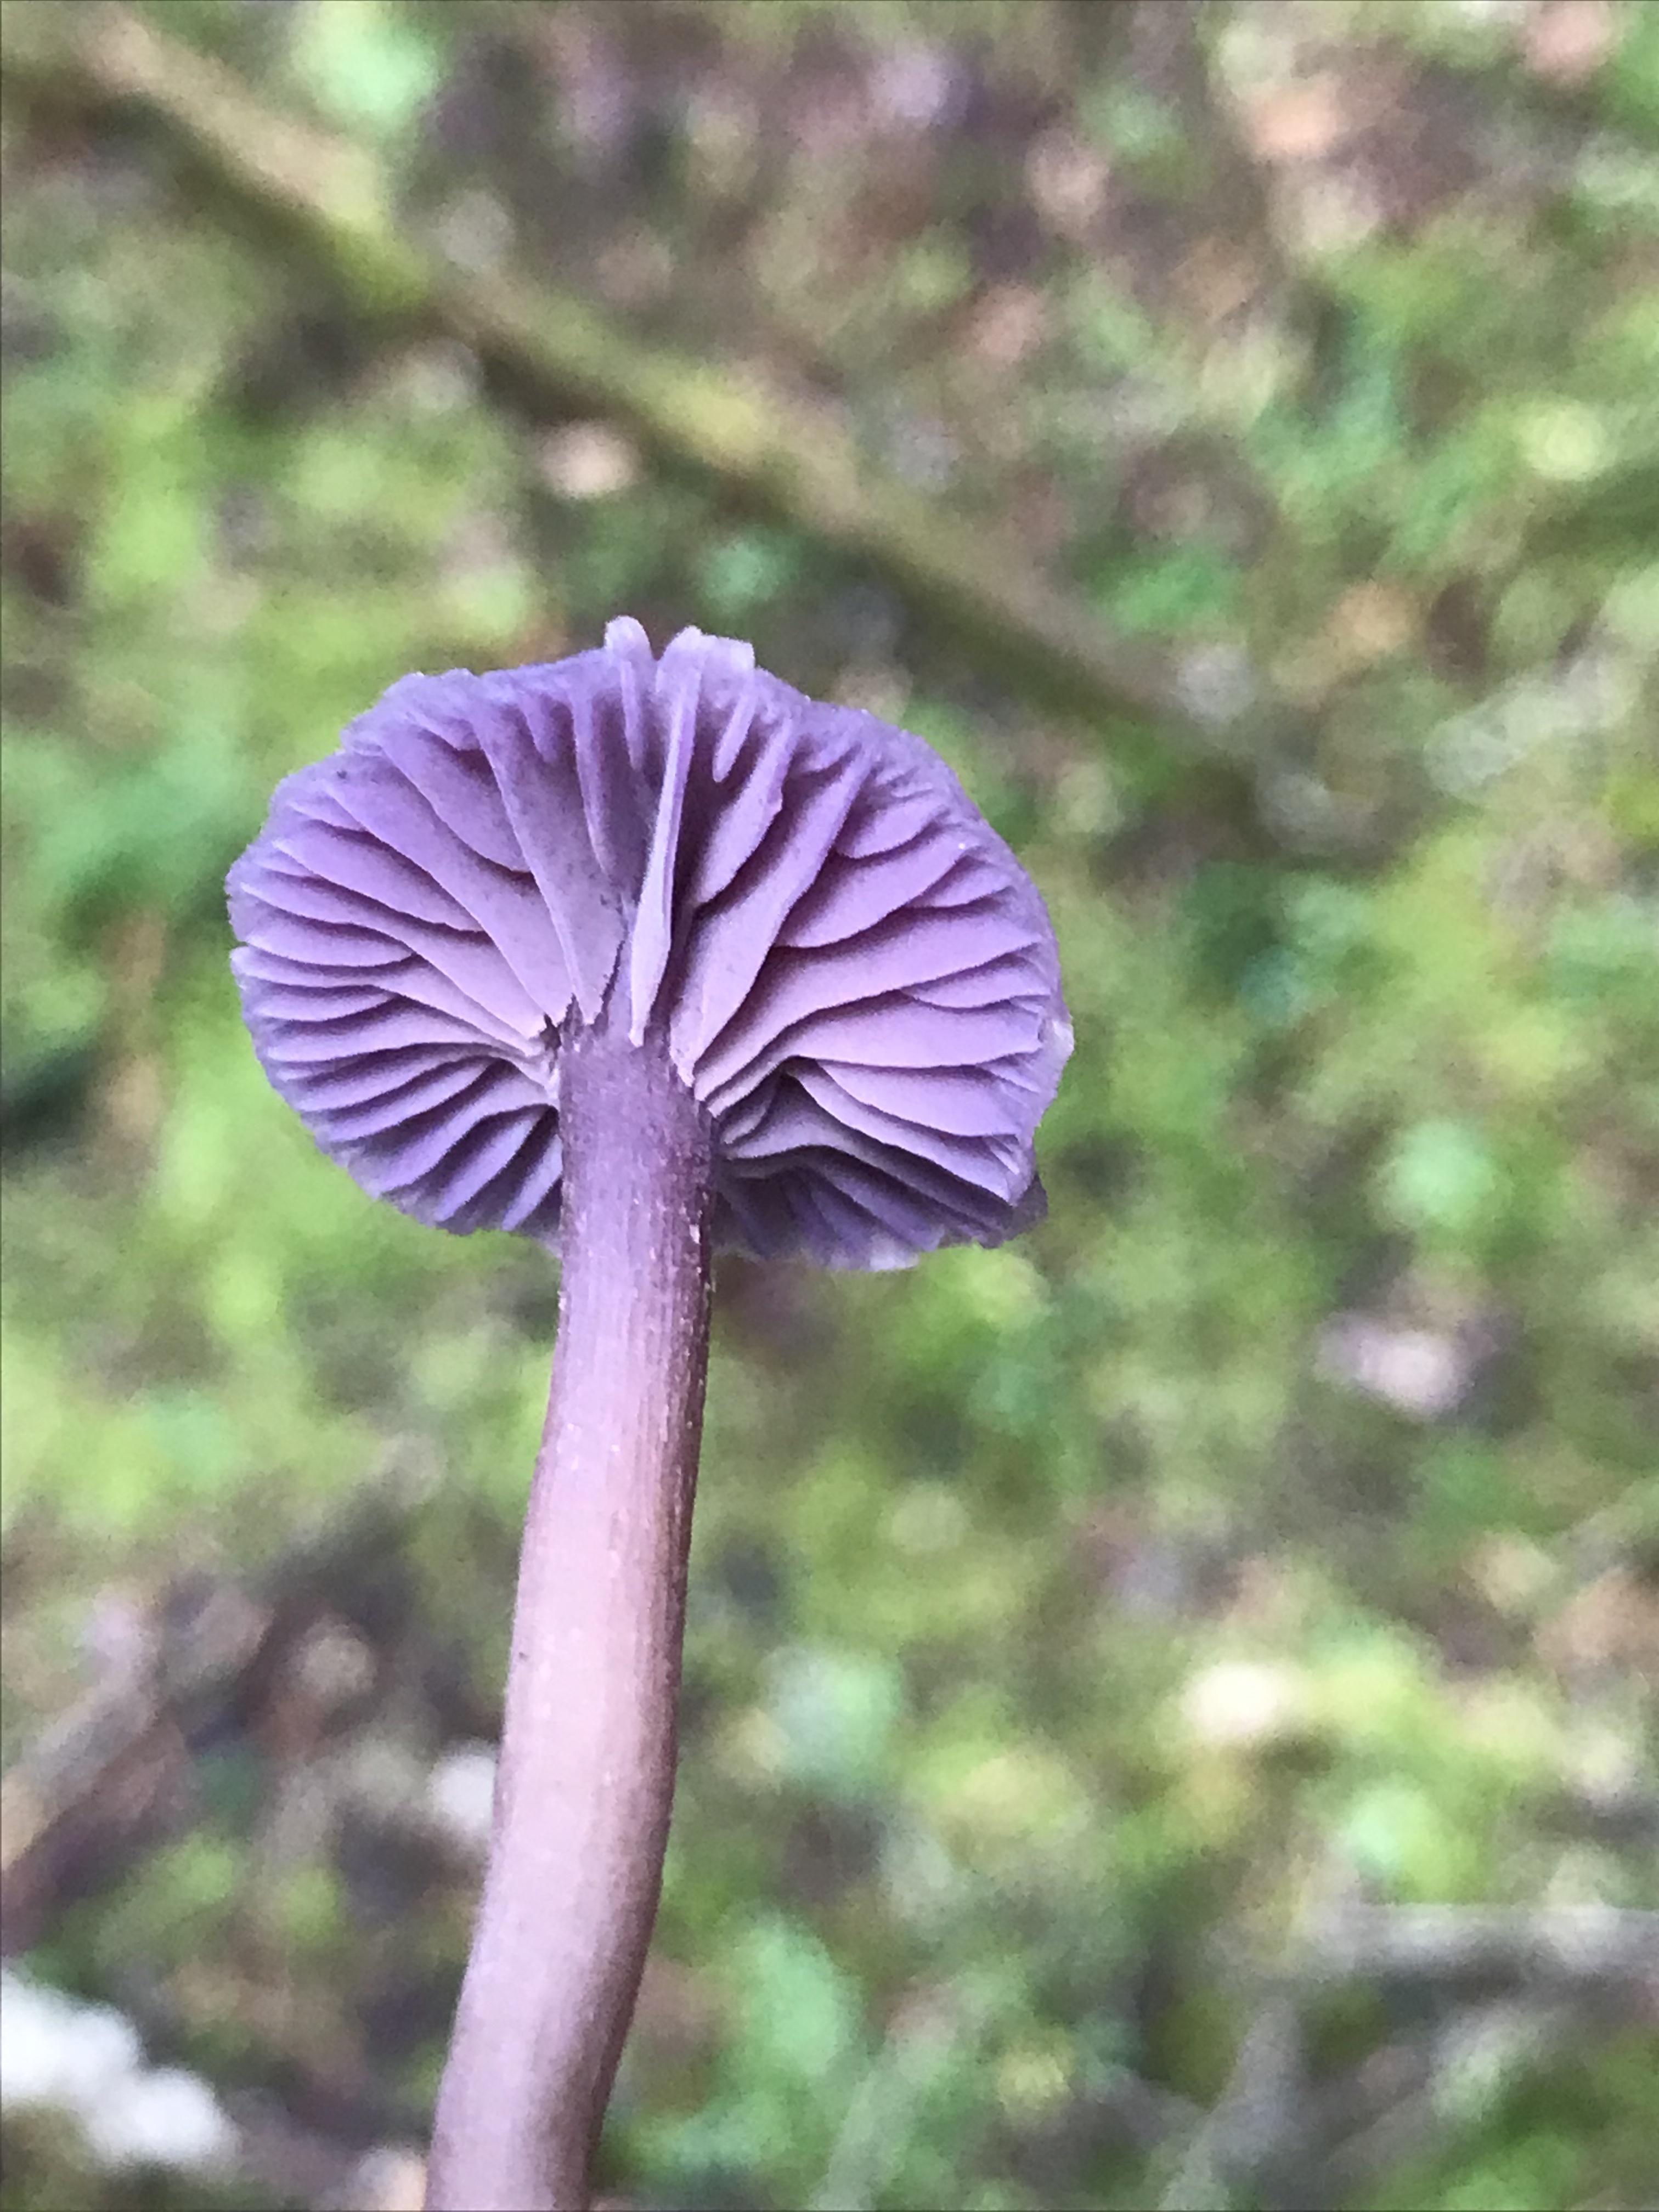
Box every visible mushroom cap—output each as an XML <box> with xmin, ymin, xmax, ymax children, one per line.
<box><xmin>228</xmin><ymin>620</ymin><xmax>1071</xmax><ymax>1269</ymax></box>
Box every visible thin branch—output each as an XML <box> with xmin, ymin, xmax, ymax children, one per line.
<box><xmin>1158</xmin><ymin>1894</ymin><xmax>1659</xmax><ymax>2212</ymax></box>
<box><xmin>2</xmin><ymin>1</ymin><xmax>1306</xmax><ymax>794</ymax></box>
<box><xmin>1298</xmin><ymin>1902</ymin><xmax>1659</xmax><ymax>2004</ymax></box>
<box><xmin>0</xmin><ymin>1479</ymin><xmax>426</xmax><ymax>1957</ymax></box>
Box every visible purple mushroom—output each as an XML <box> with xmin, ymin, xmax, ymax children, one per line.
<box><xmin>228</xmin><ymin>619</ymin><xmax>1071</xmax><ymax>2210</ymax></box>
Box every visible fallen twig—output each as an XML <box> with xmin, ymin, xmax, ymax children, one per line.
<box><xmin>1159</xmin><ymin>1901</ymin><xmax>1659</xmax><ymax>2211</ymax></box>
<box><xmin>2</xmin><ymin>1</ymin><xmax>1311</xmax><ymax>808</ymax></box>
<box><xmin>0</xmin><ymin>1480</ymin><xmax>426</xmax><ymax>1957</ymax></box>
<box><xmin>1299</xmin><ymin>1901</ymin><xmax>1659</xmax><ymax>2005</ymax></box>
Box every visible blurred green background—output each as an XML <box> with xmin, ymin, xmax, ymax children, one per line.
<box><xmin>2</xmin><ymin>3</ymin><xmax>1656</xmax><ymax>2208</ymax></box>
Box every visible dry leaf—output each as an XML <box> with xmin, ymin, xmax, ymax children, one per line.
<box><xmin>1244</xmin><ymin>75</ymin><xmax>1355</xmax><ymax>165</ymax></box>
<box><xmin>1523</xmin><ymin>1</ymin><xmax>1620</xmax><ymax>87</ymax></box>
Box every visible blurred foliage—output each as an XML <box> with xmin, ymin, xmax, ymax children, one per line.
<box><xmin>2</xmin><ymin>2</ymin><xmax>1656</xmax><ymax>2209</ymax></box>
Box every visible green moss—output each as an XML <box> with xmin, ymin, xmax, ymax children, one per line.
<box><xmin>3</xmin><ymin>6</ymin><xmax>1654</xmax><ymax>2208</ymax></box>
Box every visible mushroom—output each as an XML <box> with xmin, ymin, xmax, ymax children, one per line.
<box><xmin>227</xmin><ymin>619</ymin><xmax>1071</xmax><ymax>2211</ymax></box>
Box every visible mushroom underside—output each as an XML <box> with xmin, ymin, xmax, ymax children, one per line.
<box><xmin>229</xmin><ymin>622</ymin><xmax>1070</xmax><ymax>1270</ymax></box>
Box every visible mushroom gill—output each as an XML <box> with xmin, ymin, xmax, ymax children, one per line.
<box><xmin>229</xmin><ymin>619</ymin><xmax>1071</xmax><ymax>1269</ymax></box>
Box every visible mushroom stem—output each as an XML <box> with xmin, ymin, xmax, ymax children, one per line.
<box><xmin>426</xmin><ymin>1014</ymin><xmax>715</xmax><ymax>2212</ymax></box>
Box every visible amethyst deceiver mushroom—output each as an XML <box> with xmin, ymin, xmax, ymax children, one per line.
<box><xmin>227</xmin><ymin>619</ymin><xmax>1071</xmax><ymax>2210</ymax></box>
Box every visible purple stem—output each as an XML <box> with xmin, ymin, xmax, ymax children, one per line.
<box><xmin>425</xmin><ymin>1013</ymin><xmax>715</xmax><ymax>2211</ymax></box>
